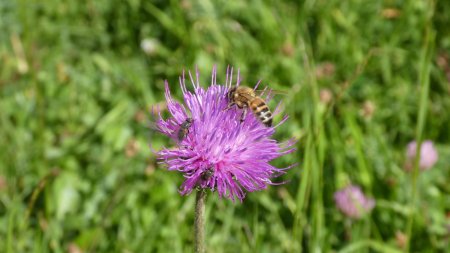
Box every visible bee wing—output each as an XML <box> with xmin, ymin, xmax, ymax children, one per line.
<box><xmin>146</xmin><ymin>120</ymin><xmax>161</xmax><ymax>132</ymax></box>
<box><xmin>255</xmin><ymin>89</ymin><xmax>288</xmax><ymax>96</ymax></box>
<box><xmin>147</xmin><ymin>115</ymin><xmax>182</xmax><ymax>138</ymax></box>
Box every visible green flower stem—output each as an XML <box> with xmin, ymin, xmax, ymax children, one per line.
<box><xmin>195</xmin><ymin>190</ymin><xmax>206</xmax><ymax>253</ymax></box>
<box><xmin>405</xmin><ymin>10</ymin><xmax>435</xmax><ymax>252</ymax></box>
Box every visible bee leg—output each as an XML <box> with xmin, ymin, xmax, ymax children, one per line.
<box><xmin>240</xmin><ymin>107</ymin><xmax>248</xmax><ymax>123</ymax></box>
<box><xmin>223</xmin><ymin>102</ymin><xmax>235</xmax><ymax>112</ymax></box>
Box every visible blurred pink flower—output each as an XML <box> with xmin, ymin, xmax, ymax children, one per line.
<box><xmin>405</xmin><ymin>140</ymin><xmax>438</xmax><ymax>171</ymax></box>
<box><xmin>334</xmin><ymin>185</ymin><xmax>375</xmax><ymax>219</ymax></box>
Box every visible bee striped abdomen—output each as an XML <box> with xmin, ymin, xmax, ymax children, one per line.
<box><xmin>227</xmin><ymin>86</ymin><xmax>273</xmax><ymax>127</ymax></box>
<box><xmin>251</xmin><ymin>98</ymin><xmax>273</xmax><ymax>127</ymax></box>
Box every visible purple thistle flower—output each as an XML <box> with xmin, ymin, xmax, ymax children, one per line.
<box><xmin>334</xmin><ymin>185</ymin><xmax>375</xmax><ymax>219</ymax></box>
<box><xmin>153</xmin><ymin>67</ymin><xmax>296</xmax><ymax>202</ymax></box>
<box><xmin>405</xmin><ymin>140</ymin><xmax>438</xmax><ymax>171</ymax></box>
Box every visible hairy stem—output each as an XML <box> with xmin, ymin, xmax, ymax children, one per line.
<box><xmin>195</xmin><ymin>190</ymin><xmax>206</xmax><ymax>253</ymax></box>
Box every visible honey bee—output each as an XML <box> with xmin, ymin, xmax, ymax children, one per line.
<box><xmin>226</xmin><ymin>86</ymin><xmax>273</xmax><ymax>127</ymax></box>
<box><xmin>177</xmin><ymin>118</ymin><xmax>193</xmax><ymax>141</ymax></box>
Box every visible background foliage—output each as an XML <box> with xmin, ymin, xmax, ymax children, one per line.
<box><xmin>1</xmin><ymin>0</ymin><xmax>449</xmax><ymax>252</ymax></box>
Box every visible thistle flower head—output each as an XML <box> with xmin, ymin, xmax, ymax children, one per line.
<box><xmin>405</xmin><ymin>140</ymin><xmax>438</xmax><ymax>171</ymax></box>
<box><xmin>153</xmin><ymin>67</ymin><xmax>296</xmax><ymax>202</ymax></box>
<box><xmin>334</xmin><ymin>185</ymin><xmax>375</xmax><ymax>219</ymax></box>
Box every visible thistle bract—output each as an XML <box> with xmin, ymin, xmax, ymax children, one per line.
<box><xmin>154</xmin><ymin>67</ymin><xmax>295</xmax><ymax>202</ymax></box>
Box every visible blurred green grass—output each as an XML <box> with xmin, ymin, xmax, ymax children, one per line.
<box><xmin>1</xmin><ymin>0</ymin><xmax>449</xmax><ymax>252</ymax></box>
